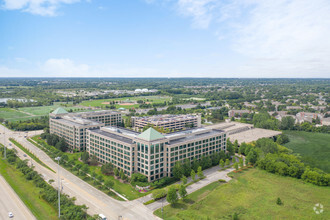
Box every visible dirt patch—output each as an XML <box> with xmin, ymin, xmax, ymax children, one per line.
<box><xmin>120</xmin><ymin>103</ymin><xmax>135</xmax><ymax>106</ymax></box>
<box><xmin>101</xmin><ymin>102</ymin><xmax>110</xmax><ymax>105</ymax></box>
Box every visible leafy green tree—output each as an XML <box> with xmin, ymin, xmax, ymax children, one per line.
<box><xmin>233</xmin><ymin>140</ymin><xmax>239</xmax><ymax>153</ymax></box>
<box><xmin>101</xmin><ymin>163</ymin><xmax>114</xmax><ymax>175</ymax></box>
<box><xmin>81</xmin><ymin>164</ymin><xmax>89</xmax><ymax>175</ymax></box>
<box><xmin>232</xmin><ymin>156</ymin><xmax>236</xmax><ymax>164</ymax></box>
<box><xmin>55</xmin><ymin>138</ymin><xmax>68</xmax><ymax>152</ymax></box>
<box><xmin>166</xmin><ymin>186</ymin><xmax>178</xmax><ymax>205</ymax></box>
<box><xmin>181</xmin><ymin>175</ymin><xmax>187</xmax><ymax>185</ymax></box>
<box><xmin>119</xmin><ymin>169</ymin><xmax>124</xmax><ymax>179</ymax></box>
<box><xmin>131</xmin><ymin>173</ymin><xmax>147</xmax><ymax>183</ymax></box>
<box><xmin>197</xmin><ymin>166</ymin><xmax>204</xmax><ymax>179</ymax></box>
<box><xmin>276</xmin><ymin>197</ymin><xmax>283</xmax><ymax>205</ymax></box>
<box><xmin>227</xmin><ymin>139</ymin><xmax>235</xmax><ymax>156</ymax></box>
<box><xmin>114</xmin><ymin>168</ymin><xmax>119</xmax><ymax>176</ymax></box>
<box><xmin>90</xmin><ymin>155</ymin><xmax>98</xmax><ymax>166</ymax></box>
<box><xmin>246</xmin><ymin>149</ymin><xmax>258</xmax><ymax>165</ymax></box>
<box><xmin>173</xmin><ymin>162</ymin><xmax>183</xmax><ymax>180</ymax></box>
<box><xmin>74</xmin><ymin>163</ymin><xmax>82</xmax><ymax>175</ymax></box>
<box><xmin>219</xmin><ymin>159</ymin><xmax>225</xmax><ymax>169</ymax></box>
<box><xmin>239</xmin><ymin>157</ymin><xmax>244</xmax><ymax>168</ymax></box>
<box><xmin>104</xmin><ymin>179</ymin><xmax>114</xmax><ymax>189</ymax></box>
<box><xmin>152</xmin><ymin>189</ymin><xmax>167</xmax><ymax>200</ymax></box>
<box><xmin>81</xmin><ymin>152</ymin><xmax>89</xmax><ymax>164</ymax></box>
<box><xmin>234</xmin><ymin>163</ymin><xmax>239</xmax><ymax>171</ymax></box>
<box><xmin>225</xmin><ymin>159</ymin><xmax>230</xmax><ymax>166</ymax></box>
<box><xmin>191</xmin><ymin>170</ymin><xmax>196</xmax><ymax>182</ymax></box>
<box><xmin>178</xmin><ymin>184</ymin><xmax>187</xmax><ymax>199</ymax></box>
<box><xmin>182</xmin><ymin>159</ymin><xmax>191</xmax><ymax>177</ymax></box>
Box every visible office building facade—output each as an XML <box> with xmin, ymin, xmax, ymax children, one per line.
<box><xmin>131</xmin><ymin>114</ymin><xmax>201</xmax><ymax>131</ymax></box>
<box><xmin>49</xmin><ymin>108</ymin><xmax>122</xmax><ymax>151</ymax></box>
<box><xmin>86</xmin><ymin>126</ymin><xmax>226</xmax><ymax>181</ymax></box>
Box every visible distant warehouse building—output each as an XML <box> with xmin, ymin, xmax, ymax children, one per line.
<box><xmin>86</xmin><ymin>126</ymin><xmax>227</xmax><ymax>181</ymax></box>
<box><xmin>131</xmin><ymin>114</ymin><xmax>202</xmax><ymax>131</ymax></box>
<box><xmin>49</xmin><ymin>108</ymin><xmax>122</xmax><ymax>151</ymax></box>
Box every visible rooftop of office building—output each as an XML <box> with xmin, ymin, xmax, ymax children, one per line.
<box><xmin>88</xmin><ymin>126</ymin><xmax>225</xmax><ymax>145</ymax></box>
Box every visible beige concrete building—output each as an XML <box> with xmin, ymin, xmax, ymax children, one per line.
<box><xmin>131</xmin><ymin>114</ymin><xmax>201</xmax><ymax>131</ymax></box>
<box><xmin>49</xmin><ymin>108</ymin><xmax>122</xmax><ymax>151</ymax></box>
<box><xmin>86</xmin><ymin>126</ymin><xmax>226</xmax><ymax>181</ymax></box>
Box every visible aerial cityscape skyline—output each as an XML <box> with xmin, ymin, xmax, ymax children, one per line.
<box><xmin>1</xmin><ymin>0</ymin><xmax>330</xmax><ymax>78</ymax></box>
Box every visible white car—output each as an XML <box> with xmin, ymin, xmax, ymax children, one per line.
<box><xmin>8</xmin><ymin>212</ymin><xmax>14</xmax><ymax>218</ymax></box>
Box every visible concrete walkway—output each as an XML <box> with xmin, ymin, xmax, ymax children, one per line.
<box><xmin>139</xmin><ymin>165</ymin><xmax>235</xmax><ymax>211</ymax></box>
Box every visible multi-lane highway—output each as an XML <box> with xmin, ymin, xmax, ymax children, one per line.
<box><xmin>0</xmin><ymin>124</ymin><xmax>159</xmax><ymax>220</ymax></box>
<box><xmin>0</xmin><ymin>175</ymin><xmax>36</xmax><ymax>220</ymax></box>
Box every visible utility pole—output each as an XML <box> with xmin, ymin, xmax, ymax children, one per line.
<box><xmin>55</xmin><ymin>157</ymin><xmax>61</xmax><ymax>219</ymax></box>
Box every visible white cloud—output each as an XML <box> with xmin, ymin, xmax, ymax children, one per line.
<box><xmin>176</xmin><ymin>0</ymin><xmax>218</xmax><ymax>29</ymax></box>
<box><xmin>167</xmin><ymin>0</ymin><xmax>330</xmax><ymax>77</ymax></box>
<box><xmin>41</xmin><ymin>58</ymin><xmax>91</xmax><ymax>76</ymax></box>
<box><xmin>2</xmin><ymin>0</ymin><xmax>81</xmax><ymax>16</ymax></box>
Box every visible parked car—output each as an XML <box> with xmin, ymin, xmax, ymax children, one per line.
<box><xmin>8</xmin><ymin>212</ymin><xmax>14</xmax><ymax>218</ymax></box>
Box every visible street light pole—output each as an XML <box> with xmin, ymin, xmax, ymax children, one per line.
<box><xmin>161</xmin><ymin>197</ymin><xmax>164</xmax><ymax>219</ymax></box>
<box><xmin>55</xmin><ymin>156</ymin><xmax>61</xmax><ymax>219</ymax></box>
<box><xmin>3</xmin><ymin>125</ymin><xmax>6</xmax><ymax>159</ymax></box>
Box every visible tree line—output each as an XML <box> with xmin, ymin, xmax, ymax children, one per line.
<box><xmin>0</xmin><ymin>147</ymin><xmax>95</xmax><ymax>219</ymax></box>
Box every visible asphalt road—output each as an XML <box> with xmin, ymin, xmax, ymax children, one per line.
<box><xmin>0</xmin><ymin>125</ymin><xmax>159</xmax><ymax>220</ymax></box>
<box><xmin>0</xmin><ymin>175</ymin><xmax>36</xmax><ymax>220</ymax></box>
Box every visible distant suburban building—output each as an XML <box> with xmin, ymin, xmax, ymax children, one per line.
<box><xmin>286</xmin><ymin>106</ymin><xmax>302</xmax><ymax>110</ymax></box>
<box><xmin>49</xmin><ymin>108</ymin><xmax>122</xmax><ymax>151</ymax></box>
<box><xmin>228</xmin><ymin>110</ymin><xmax>250</xmax><ymax>118</ymax></box>
<box><xmin>87</xmin><ymin>126</ymin><xmax>227</xmax><ymax>181</ymax></box>
<box><xmin>131</xmin><ymin>114</ymin><xmax>202</xmax><ymax>131</ymax></box>
<box><xmin>321</xmin><ymin>118</ymin><xmax>330</xmax><ymax>126</ymax></box>
<box><xmin>295</xmin><ymin>112</ymin><xmax>323</xmax><ymax>124</ymax></box>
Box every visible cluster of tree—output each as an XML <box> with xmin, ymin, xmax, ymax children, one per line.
<box><xmin>0</xmin><ymin>148</ymin><xmax>93</xmax><ymax>219</ymax></box>
<box><xmin>230</xmin><ymin>138</ymin><xmax>330</xmax><ymax>186</ymax></box>
<box><xmin>151</xmin><ymin>183</ymin><xmax>187</xmax><ymax>205</ymax></box>
<box><xmin>40</xmin><ymin>133</ymin><xmax>68</xmax><ymax>152</ymax></box>
<box><xmin>172</xmin><ymin>150</ymin><xmax>231</xmax><ymax>181</ymax></box>
<box><xmin>257</xmin><ymin>153</ymin><xmax>329</xmax><ymax>186</ymax></box>
<box><xmin>253</xmin><ymin>113</ymin><xmax>330</xmax><ymax>134</ymax></box>
<box><xmin>5</xmin><ymin>116</ymin><xmax>49</xmax><ymax>131</ymax></box>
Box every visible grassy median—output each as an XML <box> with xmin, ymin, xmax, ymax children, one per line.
<box><xmin>9</xmin><ymin>138</ymin><xmax>55</xmax><ymax>173</ymax></box>
<box><xmin>0</xmin><ymin>158</ymin><xmax>57</xmax><ymax>220</ymax></box>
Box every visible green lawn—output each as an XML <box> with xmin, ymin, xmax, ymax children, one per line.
<box><xmin>0</xmin><ymin>159</ymin><xmax>58</xmax><ymax>220</ymax></box>
<box><xmin>155</xmin><ymin>169</ymin><xmax>330</xmax><ymax>220</ymax></box>
<box><xmin>283</xmin><ymin>131</ymin><xmax>330</xmax><ymax>173</ymax></box>
<box><xmin>0</xmin><ymin>106</ymin><xmax>84</xmax><ymax>122</ymax></box>
<box><xmin>0</xmin><ymin>108</ymin><xmax>31</xmax><ymax>121</ymax></box>
<box><xmin>19</xmin><ymin>106</ymin><xmax>82</xmax><ymax>116</ymax></box>
<box><xmin>80</xmin><ymin>95</ymin><xmax>171</xmax><ymax>108</ymax></box>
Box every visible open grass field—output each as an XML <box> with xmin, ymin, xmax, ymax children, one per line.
<box><xmin>0</xmin><ymin>158</ymin><xmax>58</xmax><ymax>220</ymax></box>
<box><xmin>19</xmin><ymin>106</ymin><xmax>82</xmax><ymax>116</ymax></box>
<box><xmin>0</xmin><ymin>108</ymin><xmax>31</xmax><ymax>121</ymax></box>
<box><xmin>80</xmin><ymin>95</ymin><xmax>171</xmax><ymax>108</ymax></box>
<box><xmin>283</xmin><ymin>131</ymin><xmax>330</xmax><ymax>173</ymax></box>
<box><xmin>0</xmin><ymin>106</ymin><xmax>84</xmax><ymax>122</ymax></box>
<box><xmin>155</xmin><ymin>169</ymin><xmax>330</xmax><ymax>220</ymax></box>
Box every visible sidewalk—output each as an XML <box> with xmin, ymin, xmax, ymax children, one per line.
<box><xmin>140</xmin><ymin>165</ymin><xmax>235</xmax><ymax>211</ymax></box>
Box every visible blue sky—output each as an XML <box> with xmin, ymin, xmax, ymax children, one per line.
<box><xmin>1</xmin><ymin>0</ymin><xmax>330</xmax><ymax>78</ymax></box>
